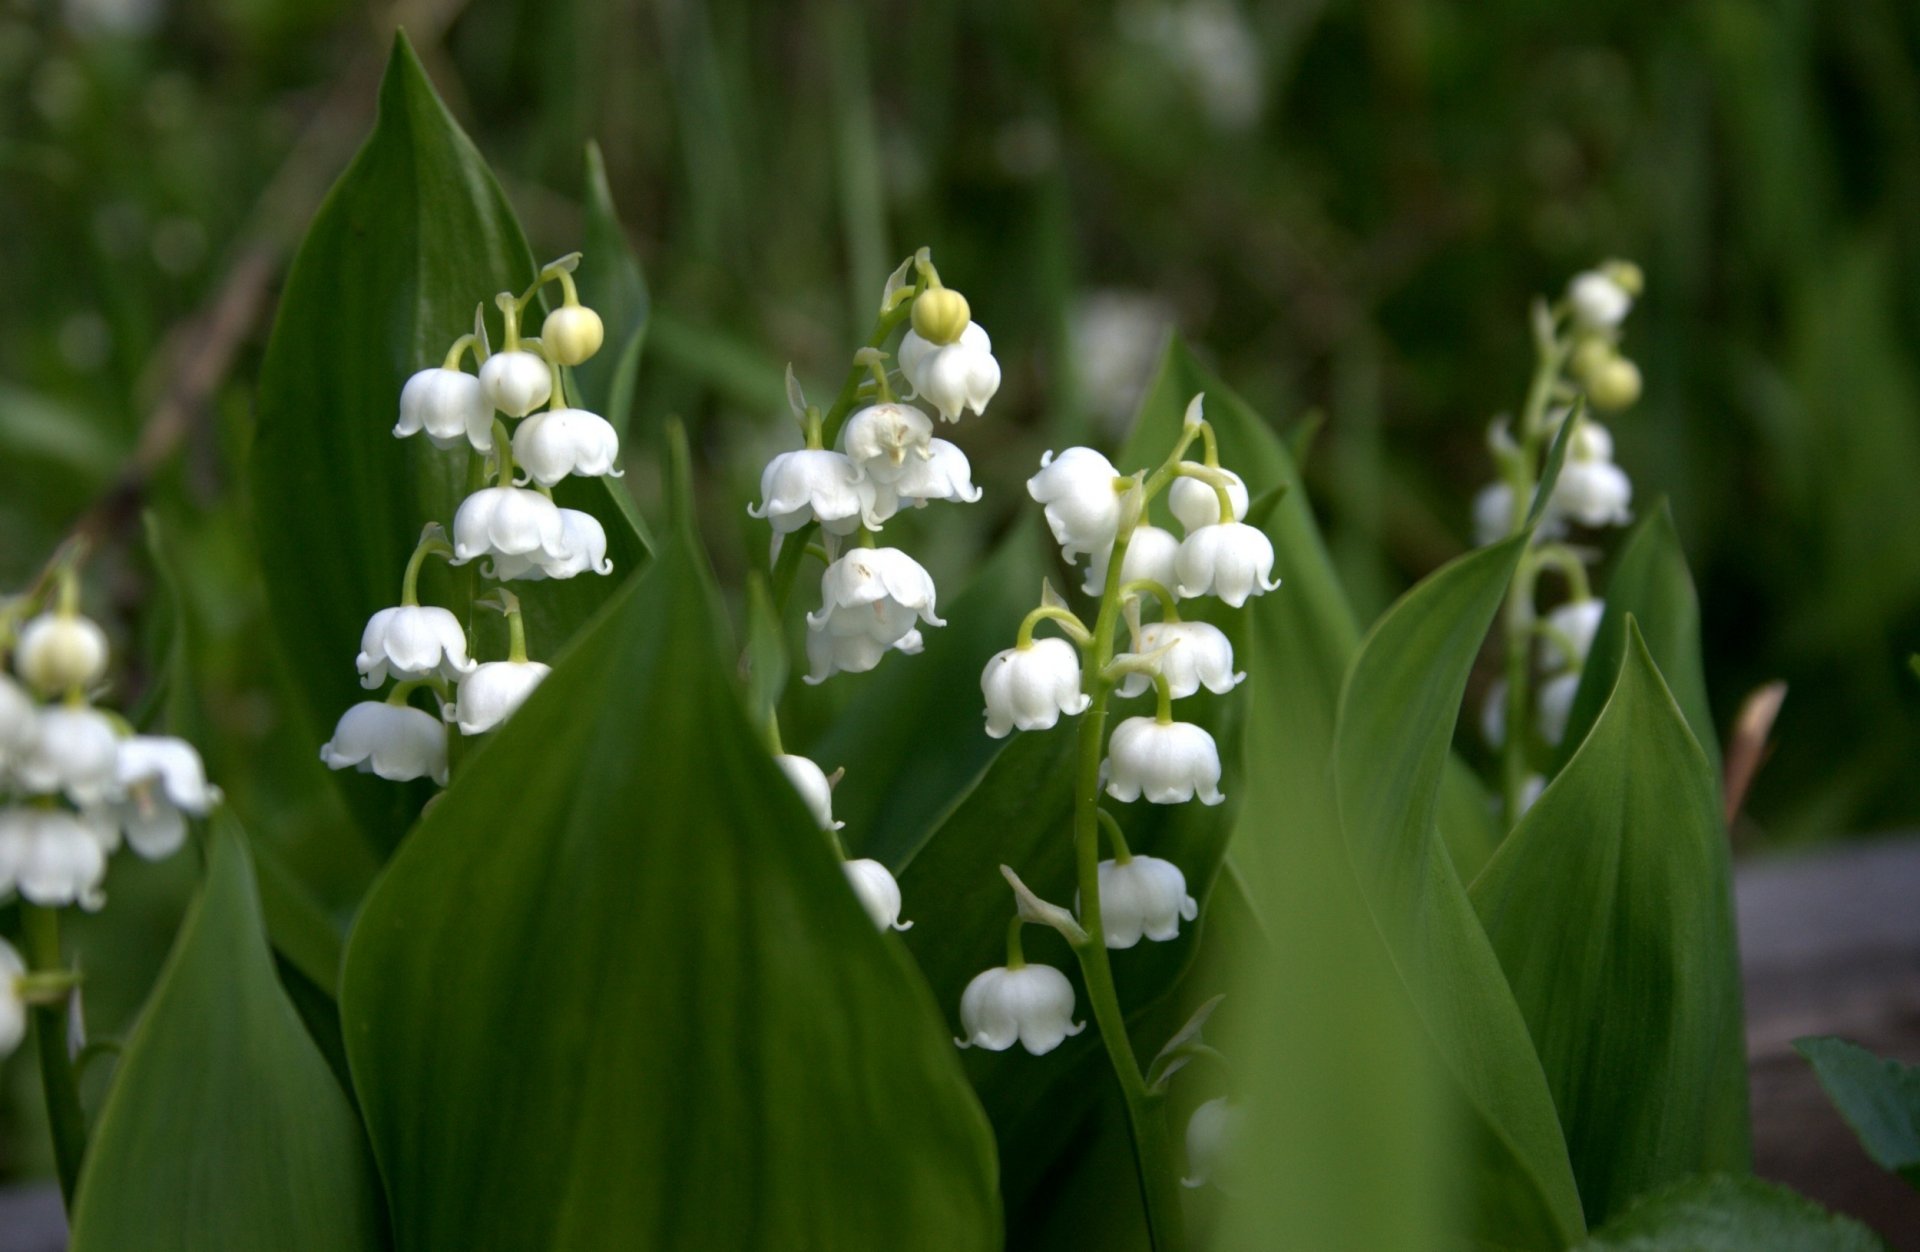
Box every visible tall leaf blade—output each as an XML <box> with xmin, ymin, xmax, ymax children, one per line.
<box><xmin>68</xmin><ymin>814</ymin><xmax>384</xmax><ymax>1251</ymax></box>
<box><xmin>339</xmin><ymin>448</ymin><xmax>999</xmax><ymax>1250</ymax></box>
<box><xmin>1333</xmin><ymin>538</ymin><xmax>1587</xmax><ymax>1248</ymax></box>
<box><xmin>1472</xmin><ymin>623</ymin><xmax>1750</xmax><ymax>1225</ymax></box>
<box><xmin>252</xmin><ymin>35</ymin><xmax>646</xmax><ymax>852</ymax></box>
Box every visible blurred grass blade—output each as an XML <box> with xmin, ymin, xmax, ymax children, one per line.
<box><xmin>1795</xmin><ymin>1036</ymin><xmax>1920</xmax><ymax>1189</ymax></box>
<box><xmin>574</xmin><ymin>140</ymin><xmax>650</xmax><ymax>439</ymax></box>
<box><xmin>1472</xmin><ymin>622</ymin><xmax>1750</xmax><ymax>1224</ymax></box>
<box><xmin>1574</xmin><ymin>1175</ymin><xmax>1887</xmax><ymax>1250</ymax></box>
<box><xmin>340</xmin><ymin>438</ymin><xmax>1000</xmax><ymax>1248</ymax></box>
<box><xmin>68</xmin><ymin>814</ymin><xmax>384</xmax><ymax>1251</ymax></box>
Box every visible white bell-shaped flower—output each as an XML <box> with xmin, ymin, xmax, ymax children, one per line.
<box><xmin>803</xmin><ymin>626</ymin><xmax>924</xmax><ymax>685</ymax></box>
<box><xmin>1540</xmin><ymin>599</ymin><xmax>1605</xmax><ymax>672</ymax></box>
<box><xmin>1568</xmin><ymin>270</ymin><xmax>1632</xmax><ymax>331</ymax></box>
<box><xmin>511</xmin><ymin>407</ymin><xmax>623</xmax><ymax>487</ymax></box>
<box><xmin>0</xmin><ymin>675</ymin><xmax>37</xmax><ymax>773</ymax></box>
<box><xmin>14</xmin><ymin>611</ymin><xmax>109</xmax><ymax>696</ymax></box>
<box><xmin>477</xmin><ymin>349</ymin><xmax>552</xmax><ymax>417</ymax></box>
<box><xmin>1517</xmin><ymin>773</ymin><xmax>1548</xmax><ymax>817</ymax></box>
<box><xmin>0</xmin><ymin>807</ymin><xmax>110</xmax><ymax>911</ymax></box>
<box><xmin>804</xmin><ymin>549</ymin><xmax>944</xmax><ymax>683</ymax></box>
<box><xmin>1481</xmin><ymin>679</ymin><xmax>1508</xmax><ymax>749</ymax></box>
<box><xmin>1473</xmin><ymin>481</ymin><xmax>1514</xmax><ymax>547</ymax></box>
<box><xmin>0</xmin><ymin>939</ymin><xmax>23</xmax><ymax>1057</ymax></box>
<box><xmin>1027</xmin><ymin>448</ymin><xmax>1123</xmax><ymax>563</ymax></box>
<box><xmin>1115</xmin><ymin>621</ymin><xmax>1244</xmax><ymax>699</ymax></box>
<box><xmin>1168</xmin><ymin>469</ymin><xmax>1249</xmax><ymax>532</ymax></box>
<box><xmin>319</xmin><ymin>701</ymin><xmax>448</xmax><ymax>785</ymax></box>
<box><xmin>451</xmin><ymin>486</ymin><xmax>567</xmax><ymax>567</ymax></box>
<box><xmin>955</xmin><ymin>963</ymin><xmax>1084</xmax><ymax>1055</ymax></box>
<box><xmin>356</xmin><ymin>606</ymin><xmax>476</xmax><ymax>688</ymax></box>
<box><xmin>13</xmin><ymin>706</ymin><xmax>120</xmax><ymax>804</ymax></box>
<box><xmin>446</xmin><ymin>660</ymin><xmax>551</xmax><ymax>736</ymax></box>
<box><xmin>1182</xmin><ymin>1098</ymin><xmax>1242</xmax><ymax>1189</ymax></box>
<box><xmin>395</xmin><ymin>367</ymin><xmax>492</xmax><ymax>452</ymax></box>
<box><xmin>843</xmin><ymin>858</ymin><xmax>911</xmax><ymax>931</ymax></box>
<box><xmin>1104</xmin><ymin>716</ymin><xmax>1225</xmax><ymax>805</ymax></box>
<box><xmin>1082</xmin><ymin>524</ymin><xmax>1180</xmax><ymax>598</ymax></box>
<box><xmin>1174</xmin><ymin>522</ymin><xmax>1280</xmax><ymax>607</ymax></box>
<box><xmin>487</xmin><ymin>508</ymin><xmax>614</xmax><ymax>581</ymax></box>
<box><xmin>1551</xmin><ymin>459</ymin><xmax>1633</xmax><ymax>528</ymax></box>
<box><xmin>749</xmin><ymin>449</ymin><xmax>875</xmax><ymax>538</ymax></box>
<box><xmin>1537</xmin><ymin>671</ymin><xmax>1582</xmax><ymax>747</ymax></box>
<box><xmin>774</xmin><ymin>754</ymin><xmax>844</xmax><ymax>831</ymax></box>
<box><xmin>1086</xmin><ymin>855</ymin><xmax>1197</xmax><ymax>948</ymax></box>
<box><xmin>110</xmin><ymin>736</ymin><xmax>220</xmax><ymax>859</ymax></box>
<box><xmin>887</xmin><ymin>439</ymin><xmax>983</xmax><ymax>513</ymax></box>
<box><xmin>840</xmin><ymin>403</ymin><xmax>933</xmax><ymax>486</ymax></box>
<box><xmin>980</xmin><ymin>638</ymin><xmax>1090</xmax><ymax>738</ymax></box>
<box><xmin>898</xmin><ymin>322</ymin><xmax>1001</xmax><ymax>422</ymax></box>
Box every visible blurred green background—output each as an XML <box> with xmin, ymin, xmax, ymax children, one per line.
<box><xmin>1</xmin><ymin>0</ymin><xmax>1917</xmax><ymax>1123</ymax></box>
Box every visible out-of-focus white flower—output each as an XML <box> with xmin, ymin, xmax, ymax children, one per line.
<box><xmin>451</xmin><ymin>486</ymin><xmax>566</xmax><ymax>568</ymax></box>
<box><xmin>319</xmin><ymin>702</ymin><xmax>448</xmax><ymax>785</ymax></box>
<box><xmin>1071</xmin><ymin>291</ymin><xmax>1173</xmax><ymax>434</ymax></box>
<box><xmin>775</xmin><ymin>754</ymin><xmax>844</xmax><ymax>831</ymax></box>
<box><xmin>478</xmin><ymin>349</ymin><xmax>551</xmax><ymax>417</ymax></box>
<box><xmin>541</xmin><ymin>304</ymin><xmax>604</xmax><ymax>366</ymax></box>
<box><xmin>1568</xmin><ymin>271</ymin><xmax>1632</xmax><ymax>331</ymax></box>
<box><xmin>1028</xmin><ymin>448</ymin><xmax>1123</xmax><ymax>563</ymax></box>
<box><xmin>804</xmin><ymin>549</ymin><xmax>944</xmax><ymax>683</ymax></box>
<box><xmin>886</xmin><ymin>439</ymin><xmax>983</xmax><ymax>512</ymax></box>
<box><xmin>1537</xmin><ymin>671</ymin><xmax>1582</xmax><ymax>747</ymax></box>
<box><xmin>511</xmin><ymin>408</ymin><xmax>622</xmax><ymax>487</ymax></box>
<box><xmin>1481</xmin><ymin>679</ymin><xmax>1508</xmax><ymax>749</ymax></box>
<box><xmin>1517</xmin><ymin>773</ymin><xmax>1548</xmax><ymax>817</ymax></box>
<box><xmin>487</xmin><ymin>508</ymin><xmax>614</xmax><ymax>581</ymax></box>
<box><xmin>0</xmin><ymin>676</ymin><xmax>37</xmax><ymax>774</ymax></box>
<box><xmin>395</xmin><ymin>367</ymin><xmax>492</xmax><ymax>452</ymax></box>
<box><xmin>955</xmin><ymin>963</ymin><xmax>1084</xmax><ymax>1055</ymax></box>
<box><xmin>1552</xmin><ymin>460</ymin><xmax>1633</xmax><ymax>528</ymax></box>
<box><xmin>898</xmin><ymin>322</ymin><xmax>1001</xmax><ymax>422</ymax></box>
<box><xmin>1085</xmin><ymin>855</ymin><xmax>1196</xmax><ymax>948</ymax></box>
<box><xmin>840</xmin><ymin>403</ymin><xmax>933</xmax><ymax>487</ymax></box>
<box><xmin>1104</xmin><ymin>716</ymin><xmax>1224</xmax><ymax>805</ymax></box>
<box><xmin>0</xmin><ymin>939</ymin><xmax>22</xmax><ymax>1057</ymax></box>
<box><xmin>1082</xmin><ymin>524</ymin><xmax>1180</xmax><ymax>598</ymax></box>
<box><xmin>445</xmin><ymin>660</ymin><xmax>551</xmax><ymax>736</ymax></box>
<box><xmin>749</xmin><ymin>449</ymin><xmax>875</xmax><ymax>539</ymax></box>
<box><xmin>1115</xmin><ymin>621</ymin><xmax>1243</xmax><ymax>699</ymax></box>
<box><xmin>1473</xmin><ymin>482</ymin><xmax>1516</xmax><ymax>547</ymax></box>
<box><xmin>0</xmin><ymin>807</ymin><xmax>110</xmax><ymax>911</ymax></box>
<box><xmin>110</xmin><ymin>736</ymin><xmax>219</xmax><ymax>859</ymax></box>
<box><xmin>13</xmin><ymin>706</ymin><xmax>119</xmax><ymax>804</ymax></box>
<box><xmin>1174</xmin><ymin>523</ymin><xmax>1280</xmax><ymax>607</ymax></box>
<box><xmin>1540</xmin><ymin>599</ymin><xmax>1605</xmax><ymax>672</ymax></box>
<box><xmin>1169</xmin><ymin>469</ymin><xmax>1249</xmax><ymax>532</ymax></box>
<box><xmin>1182</xmin><ymin>1097</ymin><xmax>1242</xmax><ymax>1189</ymax></box>
<box><xmin>356</xmin><ymin>606</ymin><xmax>475</xmax><ymax>688</ymax></box>
<box><xmin>14</xmin><ymin>612</ymin><xmax>109</xmax><ymax>697</ymax></box>
<box><xmin>843</xmin><ymin>858</ymin><xmax>911</xmax><ymax>931</ymax></box>
<box><xmin>981</xmin><ymin>638</ymin><xmax>1090</xmax><ymax>738</ymax></box>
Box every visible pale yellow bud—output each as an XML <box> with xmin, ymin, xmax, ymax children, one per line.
<box><xmin>541</xmin><ymin>304</ymin><xmax>604</xmax><ymax>366</ymax></box>
<box><xmin>15</xmin><ymin>612</ymin><xmax>109</xmax><ymax>696</ymax></box>
<box><xmin>910</xmin><ymin>287</ymin><xmax>971</xmax><ymax>346</ymax></box>
<box><xmin>1601</xmin><ymin>259</ymin><xmax>1645</xmax><ymax>298</ymax></box>
<box><xmin>1568</xmin><ymin>337</ymin><xmax>1614</xmax><ymax>383</ymax></box>
<box><xmin>1587</xmin><ymin>355</ymin><xmax>1643</xmax><ymax>411</ymax></box>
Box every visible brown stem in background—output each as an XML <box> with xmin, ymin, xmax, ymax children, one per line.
<box><xmin>1724</xmin><ymin>681</ymin><xmax>1788</xmax><ymax>831</ymax></box>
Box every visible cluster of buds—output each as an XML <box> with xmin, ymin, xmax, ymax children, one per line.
<box><xmin>0</xmin><ymin>563</ymin><xmax>220</xmax><ymax>1056</ymax></box>
<box><xmin>321</xmin><ymin>255</ymin><xmax>618</xmax><ymax>788</ymax></box>
<box><xmin>747</xmin><ymin>249</ymin><xmax>1000</xmax><ymax>933</ymax></box>
<box><xmin>959</xmin><ymin>394</ymin><xmax>1276</xmax><ymax>1058</ymax></box>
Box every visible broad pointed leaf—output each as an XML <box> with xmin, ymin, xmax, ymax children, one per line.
<box><xmin>1472</xmin><ymin>623</ymin><xmax>1749</xmax><ymax>1225</ymax></box>
<box><xmin>1795</xmin><ymin>1036</ymin><xmax>1920</xmax><ymax>1189</ymax></box>
<box><xmin>68</xmin><ymin>814</ymin><xmax>384</xmax><ymax>1251</ymax></box>
<box><xmin>1574</xmin><ymin>1175</ymin><xmax>1886</xmax><ymax>1251</ymax></box>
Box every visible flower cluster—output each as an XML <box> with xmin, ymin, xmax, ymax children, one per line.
<box><xmin>321</xmin><ymin>254</ymin><xmax>618</xmax><ymax>789</ymax></box>
<box><xmin>0</xmin><ymin>568</ymin><xmax>219</xmax><ymax>1058</ymax></box>
<box><xmin>1473</xmin><ymin>261</ymin><xmax>1647</xmax><ymax>818</ymax></box>
<box><xmin>959</xmin><ymin>393</ymin><xmax>1274</xmax><ymax>1059</ymax></box>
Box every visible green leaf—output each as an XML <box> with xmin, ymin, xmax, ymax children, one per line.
<box><xmin>340</xmin><ymin>435</ymin><xmax>1000</xmax><ymax>1250</ymax></box>
<box><xmin>68</xmin><ymin>814</ymin><xmax>384</xmax><ymax>1251</ymax></box>
<box><xmin>1795</xmin><ymin>1036</ymin><xmax>1920</xmax><ymax>1189</ymax></box>
<box><xmin>252</xmin><ymin>34</ymin><xmax>647</xmax><ymax>853</ymax></box>
<box><xmin>742</xmin><ymin>573</ymin><xmax>787</xmax><ymax>740</ymax></box>
<box><xmin>1575</xmin><ymin>1175</ymin><xmax>1887</xmax><ymax>1251</ymax></box>
<box><xmin>1333</xmin><ymin>537</ymin><xmax>1587</xmax><ymax>1248</ymax></box>
<box><xmin>573</xmin><ymin>140</ymin><xmax>650</xmax><ymax>439</ymax></box>
<box><xmin>1556</xmin><ymin>501</ymin><xmax>1718</xmax><ymax>773</ymax></box>
<box><xmin>1471</xmin><ymin>623</ymin><xmax>1750</xmax><ymax>1225</ymax></box>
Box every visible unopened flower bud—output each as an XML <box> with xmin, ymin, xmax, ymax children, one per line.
<box><xmin>1567</xmin><ymin>337</ymin><xmax>1614</xmax><ymax>384</ymax></box>
<box><xmin>1586</xmin><ymin>355</ymin><xmax>1642</xmax><ymax>411</ymax></box>
<box><xmin>541</xmin><ymin>304</ymin><xmax>604</xmax><ymax>366</ymax></box>
<box><xmin>1567</xmin><ymin>269</ymin><xmax>1633</xmax><ymax>331</ymax></box>
<box><xmin>478</xmin><ymin>349</ymin><xmax>552</xmax><ymax>417</ymax></box>
<box><xmin>1601</xmin><ymin>259</ymin><xmax>1644</xmax><ymax>298</ymax></box>
<box><xmin>1168</xmin><ymin>469</ymin><xmax>1249</xmax><ymax>532</ymax></box>
<box><xmin>909</xmin><ymin>287</ymin><xmax>972</xmax><ymax>347</ymax></box>
<box><xmin>14</xmin><ymin>612</ymin><xmax>109</xmax><ymax>697</ymax></box>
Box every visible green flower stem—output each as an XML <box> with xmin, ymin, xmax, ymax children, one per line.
<box><xmin>1071</xmin><ymin>509</ymin><xmax>1188</xmax><ymax>1252</ymax></box>
<box><xmin>492</xmin><ymin>419</ymin><xmax>517</xmax><ymax>487</ymax></box>
<box><xmin>440</xmin><ymin>333</ymin><xmax>477</xmax><ymax>371</ymax></box>
<box><xmin>1118</xmin><ymin>578</ymin><xmax>1181</xmax><ymax>621</ymax></box>
<box><xmin>1172</xmin><ymin>462</ymin><xmax>1238</xmax><ymax>523</ymax></box>
<box><xmin>1196</xmin><ymin>420</ymin><xmax>1220</xmax><ymax>468</ymax></box>
<box><xmin>1015</xmin><ymin>605</ymin><xmax>1093</xmax><ymax>650</ymax></box>
<box><xmin>1004</xmin><ymin>915</ymin><xmax>1027</xmax><ymax>969</ymax></box>
<box><xmin>496</xmin><ymin>293</ymin><xmax>522</xmax><ymax>351</ymax></box>
<box><xmin>1095</xmin><ymin>807</ymin><xmax>1134</xmax><ymax>862</ymax></box>
<box><xmin>401</xmin><ymin>529</ymin><xmax>453</xmax><ymax>607</ymax></box>
<box><xmin>20</xmin><ymin>904</ymin><xmax>86</xmax><ymax>1208</ymax></box>
<box><xmin>1532</xmin><ymin>544</ymin><xmax>1593</xmax><ymax>602</ymax></box>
